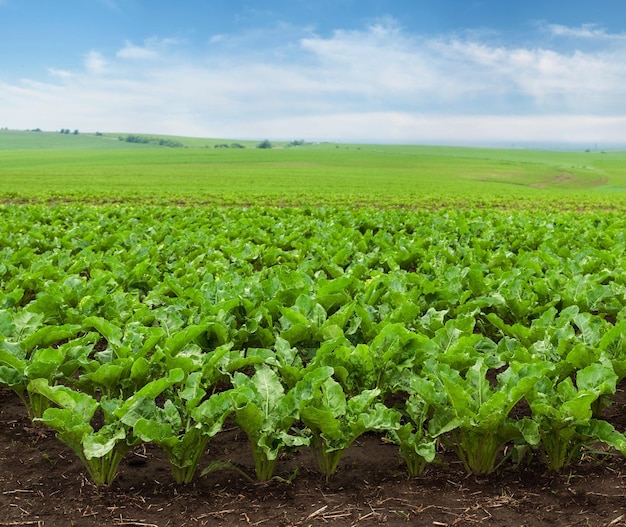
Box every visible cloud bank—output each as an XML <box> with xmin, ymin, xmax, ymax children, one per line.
<box><xmin>2</xmin><ymin>21</ymin><xmax>626</xmax><ymax>144</ymax></box>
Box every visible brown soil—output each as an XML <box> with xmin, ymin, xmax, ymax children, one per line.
<box><xmin>2</xmin><ymin>388</ymin><xmax>626</xmax><ymax>527</ymax></box>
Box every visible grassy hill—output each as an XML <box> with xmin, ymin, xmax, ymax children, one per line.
<box><xmin>1</xmin><ymin>129</ymin><xmax>625</xmax><ymax>209</ymax></box>
<box><xmin>0</xmin><ymin>130</ymin><xmax>262</xmax><ymax>150</ymax></box>
<box><xmin>0</xmin><ymin>129</ymin><xmax>145</xmax><ymax>150</ymax></box>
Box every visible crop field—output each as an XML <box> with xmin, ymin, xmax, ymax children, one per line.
<box><xmin>2</xmin><ymin>129</ymin><xmax>626</xmax><ymax>209</ymax></box>
<box><xmin>1</xmin><ymin>131</ymin><xmax>626</xmax><ymax>526</ymax></box>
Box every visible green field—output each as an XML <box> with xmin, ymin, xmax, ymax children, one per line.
<box><xmin>3</xmin><ymin>128</ymin><xmax>626</xmax><ymax>510</ymax></box>
<box><xmin>2</xmin><ymin>129</ymin><xmax>626</xmax><ymax>209</ymax></box>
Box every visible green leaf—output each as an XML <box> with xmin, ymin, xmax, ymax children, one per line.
<box><xmin>192</xmin><ymin>389</ymin><xmax>235</xmax><ymax>437</ymax></box>
<box><xmin>163</xmin><ymin>323</ymin><xmax>208</xmax><ymax>355</ymax></box>
<box><xmin>83</xmin><ymin>424</ymin><xmax>126</xmax><ymax>459</ymax></box>
<box><xmin>576</xmin><ymin>360</ymin><xmax>617</xmax><ymax>395</ymax></box>
<box><xmin>82</xmin><ymin>317</ymin><xmax>122</xmax><ymax>349</ymax></box>
<box><xmin>586</xmin><ymin>419</ymin><xmax>626</xmax><ymax>453</ymax></box>
<box><xmin>28</xmin><ymin>378</ymin><xmax>98</xmax><ymax>421</ymax></box>
<box><xmin>21</xmin><ymin>324</ymin><xmax>81</xmax><ymax>354</ymax></box>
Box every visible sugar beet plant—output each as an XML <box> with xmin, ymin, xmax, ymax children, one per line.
<box><xmin>423</xmin><ymin>358</ymin><xmax>546</xmax><ymax>474</ymax></box>
<box><xmin>2</xmin><ymin>204</ymin><xmax>626</xmax><ymax>485</ymax></box>
<box><xmin>28</xmin><ymin>368</ymin><xmax>184</xmax><ymax>485</ymax></box>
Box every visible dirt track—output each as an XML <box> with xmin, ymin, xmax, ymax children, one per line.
<box><xmin>2</xmin><ymin>388</ymin><xmax>626</xmax><ymax>527</ymax></box>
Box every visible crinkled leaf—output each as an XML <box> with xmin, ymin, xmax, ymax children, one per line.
<box><xmin>82</xmin><ymin>317</ymin><xmax>122</xmax><ymax>349</ymax></box>
<box><xmin>28</xmin><ymin>378</ymin><xmax>98</xmax><ymax>421</ymax></box>
<box><xmin>83</xmin><ymin>424</ymin><xmax>126</xmax><ymax>459</ymax></box>
<box><xmin>576</xmin><ymin>360</ymin><xmax>617</xmax><ymax>395</ymax></box>
<box><xmin>192</xmin><ymin>389</ymin><xmax>235</xmax><ymax>437</ymax></box>
<box><xmin>21</xmin><ymin>324</ymin><xmax>81</xmax><ymax>354</ymax></box>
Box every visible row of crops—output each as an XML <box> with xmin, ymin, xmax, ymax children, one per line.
<box><xmin>1</xmin><ymin>205</ymin><xmax>626</xmax><ymax>486</ymax></box>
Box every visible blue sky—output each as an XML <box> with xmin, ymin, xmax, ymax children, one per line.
<box><xmin>2</xmin><ymin>0</ymin><xmax>626</xmax><ymax>145</ymax></box>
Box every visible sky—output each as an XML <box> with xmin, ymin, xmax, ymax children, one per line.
<box><xmin>2</xmin><ymin>0</ymin><xmax>626</xmax><ymax>145</ymax></box>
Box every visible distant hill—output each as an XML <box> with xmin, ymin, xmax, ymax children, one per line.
<box><xmin>0</xmin><ymin>130</ymin><xmax>149</xmax><ymax>150</ymax></box>
<box><xmin>0</xmin><ymin>130</ymin><xmax>261</xmax><ymax>150</ymax></box>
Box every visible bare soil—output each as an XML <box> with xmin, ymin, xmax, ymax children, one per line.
<box><xmin>1</xmin><ymin>387</ymin><xmax>626</xmax><ymax>527</ymax></box>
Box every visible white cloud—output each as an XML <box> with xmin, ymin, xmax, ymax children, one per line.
<box><xmin>546</xmin><ymin>23</ymin><xmax>626</xmax><ymax>41</ymax></box>
<box><xmin>84</xmin><ymin>51</ymin><xmax>108</xmax><ymax>75</ymax></box>
<box><xmin>47</xmin><ymin>68</ymin><xmax>75</xmax><ymax>79</ymax></box>
<box><xmin>117</xmin><ymin>42</ymin><xmax>159</xmax><ymax>60</ymax></box>
<box><xmin>116</xmin><ymin>37</ymin><xmax>181</xmax><ymax>60</ymax></box>
<box><xmin>209</xmin><ymin>34</ymin><xmax>225</xmax><ymax>43</ymax></box>
<box><xmin>431</xmin><ymin>39</ymin><xmax>626</xmax><ymax>110</ymax></box>
<box><xmin>548</xmin><ymin>23</ymin><xmax>606</xmax><ymax>38</ymax></box>
<box><xmin>298</xmin><ymin>26</ymin><xmax>626</xmax><ymax>114</ymax></box>
<box><xmin>3</xmin><ymin>22</ymin><xmax>626</xmax><ymax>144</ymax></box>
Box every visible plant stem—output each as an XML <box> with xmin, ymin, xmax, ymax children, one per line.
<box><xmin>250</xmin><ymin>443</ymin><xmax>277</xmax><ymax>481</ymax></box>
<box><xmin>168</xmin><ymin>432</ymin><xmax>210</xmax><ymax>484</ymax></box>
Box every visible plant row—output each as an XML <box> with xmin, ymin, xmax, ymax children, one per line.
<box><xmin>1</xmin><ymin>205</ymin><xmax>626</xmax><ymax>485</ymax></box>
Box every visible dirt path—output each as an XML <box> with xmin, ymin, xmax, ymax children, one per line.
<box><xmin>1</xmin><ymin>388</ymin><xmax>626</xmax><ymax>527</ymax></box>
<box><xmin>529</xmin><ymin>171</ymin><xmax>610</xmax><ymax>189</ymax></box>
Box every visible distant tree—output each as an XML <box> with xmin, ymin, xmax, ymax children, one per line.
<box><xmin>256</xmin><ymin>139</ymin><xmax>272</xmax><ymax>149</ymax></box>
<box><xmin>73</xmin><ymin>129</ymin><xmax>79</xmax><ymax>135</ymax></box>
<box><xmin>121</xmin><ymin>134</ymin><xmax>184</xmax><ymax>148</ymax></box>
<box><xmin>230</xmin><ymin>143</ymin><xmax>245</xmax><ymax>148</ymax></box>
<box><xmin>157</xmin><ymin>138</ymin><xmax>184</xmax><ymax>148</ymax></box>
<box><xmin>96</xmin><ymin>132</ymin><xmax>103</xmax><ymax>137</ymax></box>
